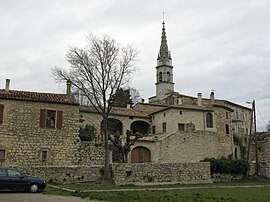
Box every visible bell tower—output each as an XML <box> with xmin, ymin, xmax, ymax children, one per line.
<box><xmin>155</xmin><ymin>21</ymin><xmax>174</xmax><ymax>101</ymax></box>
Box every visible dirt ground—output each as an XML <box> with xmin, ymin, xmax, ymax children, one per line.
<box><xmin>0</xmin><ymin>193</ymin><xmax>101</xmax><ymax>202</ymax></box>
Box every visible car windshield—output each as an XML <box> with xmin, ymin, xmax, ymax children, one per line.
<box><xmin>7</xmin><ymin>169</ymin><xmax>22</xmax><ymax>177</ymax></box>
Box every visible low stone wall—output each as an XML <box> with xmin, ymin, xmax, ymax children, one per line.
<box><xmin>74</xmin><ymin>142</ymin><xmax>105</xmax><ymax>166</ymax></box>
<box><xmin>112</xmin><ymin>162</ymin><xmax>212</xmax><ymax>185</ymax></box>
<box><xmin>249</xmin><ymin>162</ymin><xmax>270</xmax><ymax>178</ymax></box>
<box><xmin>18</xmin><ymin>165</ymin><xmax>103</xmax><ymax>184</ymax></box>
<box><xmin>211</xmin><ymin>173</ymin><xmax>244</xmax><ymax>182</ymax></box>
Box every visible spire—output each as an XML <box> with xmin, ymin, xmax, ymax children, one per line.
<box><xmin>157</xmin><ymin>21</ymin><xmax>171</xmax><ymax>62</ymax></box>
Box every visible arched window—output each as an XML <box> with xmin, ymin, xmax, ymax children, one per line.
<box><xmin>167</xmin><ymin>72</ymin><xmax>170</xmax><ymax>82</ymax></box>
<box><xmin>206</xmin><ymin>113</ymin><xmax>213</xmax><ymax>128</ymax></box>
<box><xmin>159</xmin><ymin>72</ymin><xmax>162</xmax><ymax>82</ymax></box>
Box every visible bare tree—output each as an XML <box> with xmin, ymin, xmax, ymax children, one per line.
<box><xmin>52</xmin><ymin>34</ymin><xmax>138</xmax><ymax>179</ymax></box>
<box><xmin>109</xmin><ymin>130</ymin><xmax>143</xmax><ymax>163</ymax></box>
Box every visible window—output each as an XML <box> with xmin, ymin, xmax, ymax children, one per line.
<box><xmin>159</xmin><ymin>72</ymin><xmax>162</xmax><ymax>82</ymax></box>
<box><xmin>7</xmin><ymin>169</ymin><xmax>22</xmax><ymax>177</ymax></box>
<box><xmin>0</xmin><ymin>168</ymin><xmax>6</xmax><ymax>176</ymax></box>
<box><xmin>225</xmin><ymin>124</ymin><xmax>230</xmax><ymax>134</ymax></box>
<box><xmin>167</xmin><ymin>72</ymin><xmax>170</xmax><ymax>82</ymax></box>
<box><xmin>152</xmin><ymin>115</ymin><xmax>155</xmax><ymax>120</ymax></box>
<box><xmin>0</xmin><ymin>104</ymin><xmax>4</xmax><ymax>125</ymax></box>
<box><xmin>225</xmin><ymin>111</ymin><xmax>229</xmax><ymax>119</ymax></box>
<box><xmin>178</xmin><ymin>123</ymin><xmax>185</xmax><ymax>131</ymax></box>
<box><xmin>162</xmin><ymin>122</ymin><xmax>166</xmax><ymax>133</ymax></box>
<box><xmin>40</xmin><ymin>109</ymin><xmax>63</xmax><ymax>129</ymax></box>
<box><xmin>234</xmin><ymin>148</ymin><xmax>238</xmax><ymax>159</ymax></box>
<box><xmin>163</xmin><ymin>112</ymin><xmax>166</xmax><ymax>117</ymax></box>
<box><xmin>152</xmin><ymin>126</ymin><xmax>156</xmax><ymax>134</ymax></box>
<box><xmin>46</xmin><ymin>110</ymin><xmax>56</xmax><ymax>128</ymax></box>
<box><xmin>206</xmin><ymin>113</ymin><xmax>213</xmax><ymax>128</ymax></box>
<box><xmin>180</xmin><ymin>110</ymin><xmax>182</xmax><ymax>115</ymax></box>
<box><xmin>41</xmin><ymin>151</ymin><xmax>48</xmax><ymax>161</ymax></box>
<box><xmin>0</xmin><ymin>150</ymin><xmax>5</xmax><ymax>161</ymax></box>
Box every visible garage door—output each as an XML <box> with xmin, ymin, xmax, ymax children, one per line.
<box><xmin>131</xmin><ymin>146</ymin><xmax>150</xmax><ymax>163</ymax></box>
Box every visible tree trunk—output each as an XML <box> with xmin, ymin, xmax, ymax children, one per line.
<box><xmin>103</xmin><ymin>116</ymin><xmax>111</xmax><ymax>179</ymax></box>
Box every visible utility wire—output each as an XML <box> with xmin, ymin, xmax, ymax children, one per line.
<box><xmin>256</xmin><ymin>105</ymin><xmax>267</xmax><ymax>126</ymax></box>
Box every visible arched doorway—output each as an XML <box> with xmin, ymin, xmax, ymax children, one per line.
<box><xmin>130</xmin><ymin>121</ymin><xmax>150</xmax><ymax>135</ymax></box>
<box><xmin>131</xmin><ymin>146</ymin><xmax>151</xmax><ymax>163</ymax></box>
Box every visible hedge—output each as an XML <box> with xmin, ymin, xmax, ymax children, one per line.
<box><xmin>202</xmin><ymin>158</ymin><xmax>249</xmax><ymax>175</ymax></box>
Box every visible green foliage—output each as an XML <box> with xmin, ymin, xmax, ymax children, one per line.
<box><xmin>111</xmin><ymin>88</ymin><xmax>133</xmax><ymax>108</ymax></box>
<box><xmin>79</xmin><ymin>124</ymin><xmax>96</xmax><ymax>141</ymax></box>
<box><xmin>202</xmin><ymin>158</ymin><xmax>249</xmax><ymax>175</ymax></box>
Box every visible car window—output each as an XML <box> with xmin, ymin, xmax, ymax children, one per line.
<box><xmin>7</xmin><ymin>169</ymin><xmax>22</xmax><ymax>177</ymax></box>
<box><xmin>0</xmin><ymin>169</ymin><xmax>6</xmax><ymax>177</ymax></box>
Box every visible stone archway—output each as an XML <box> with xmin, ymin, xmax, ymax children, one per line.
<box><xmin>131</xmin><ymin>146</ymin><xmax>151</xmax><ymax>163</ymax></box>
<box><xmin>130</xmin><ymin>121</ymin><xmax>150</xmax><ymax>135</ymax></box>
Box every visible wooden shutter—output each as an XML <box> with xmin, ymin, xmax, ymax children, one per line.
<box><xmin>40</xmin><ymin>109</ymin><xmax>46</xmax><ymax>128</ymax></box>
<box><xmin>57</xmin><ymin>111</ymin><xmax>63</xmax><ymax>129</ymax></box>
<box><xmin>0</xmin><ymin>104</ymin><xmax>4</xmax><ymax>125</ymax></box>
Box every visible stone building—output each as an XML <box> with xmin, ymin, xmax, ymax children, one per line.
<box><xmin>0</xmin><ymin>21</ymin><xmax>254</xmax><ymax>183</ymax></box>
<box><xmin>124</xmin><ymin>21</ymin><xmax>251</xmax><ymax>164</ymax></box>
<box><xmin>0</xmin><ymin>80</ymin><xmax>104</xmax><ymax>170</ymax></box>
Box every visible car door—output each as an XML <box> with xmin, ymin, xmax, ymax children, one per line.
<box><xmin>0</xmin><ymin>168</ymin><xmax>10</xmax><ymax>190</ymax></box>
<box><xmin>6</xmin><ymin>169</ymin><xmax>28</xmax><ymax>190</ymax></box>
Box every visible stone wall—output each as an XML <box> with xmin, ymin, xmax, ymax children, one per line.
<box><xmin>17</xmin><ymin>165</ymin><xmax>103</xmax><ymax>184</ymax></box>
<box><xmin>0</xmin><ymin>99</ymin><xmax>79</xmax><ymax>167</ymax></box>
<box><xmin>131</xmin><ymin>130</ymin><xmax>232</xmax><ymax>163</ymax></box>
<box><xmin>112</xmin><ymin>162</ymin><xmax>212</xmax><ymax>185</ymax></box>
<box><xmin>73</xmin><ymin>142</ymin><xmax>105</xmax><ymax>166</ymax></box>
<box><xmin>250</xmin><ymin>138</ymin><xmax>270</xmax><ymax>178</ymax></box>
<box><xmin>151</xmin><ymin>108</ymin><xmax>213</xmax><ymax>135</ymax></box>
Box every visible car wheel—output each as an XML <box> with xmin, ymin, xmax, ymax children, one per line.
<box><xmin>29</xmin><ymin>183</ymin><xmax>39</xmax><ymax>193</ymax></box>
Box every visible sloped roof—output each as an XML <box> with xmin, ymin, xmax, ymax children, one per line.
<box><xmin>0</xmin><ymin>89</ymin><xmax>78</xmax><ymax>105</ymax></box>
<box><xmin>79</xmin><ymin>105</ymin><xmax>150</xmax><ymax>118</ymax></box>
<box><xmin>149</xmin><ymin>104</ymin><xmax>212</xmax><ymax>115</ymax></box>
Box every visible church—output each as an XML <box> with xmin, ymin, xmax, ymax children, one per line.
<box><xmin>0</xmin><ymin>21</ymin><xmax>252</xmax><ymax>175</ymax></box>
<box><xmin>81</xmin><ymin>21</ymin><xmax>253</xmax><ymax>164</ymax></box>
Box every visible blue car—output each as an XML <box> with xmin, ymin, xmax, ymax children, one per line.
<box><xmin>0</xmin><ymin>167</ymin><xmax>46</xmax><ymax>193</ymax></box>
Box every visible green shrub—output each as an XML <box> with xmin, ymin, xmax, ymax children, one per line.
<box><xmin>202</xmin><ymin>158</ymin><xmax>249</xmax><ymax>175</ymax></box>
<box><xmin>79</xmin><ymin>124</ymin><xmax>96</xmax><ymax>141</ymax></box>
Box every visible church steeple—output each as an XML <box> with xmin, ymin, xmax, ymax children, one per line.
<box><xmin>152</xmin><ymin>21</ymin><xmax>174</xmax><ymax>103</ymax></box>
<box><xmin>157</xmin><ymin>21</ymin><xmax>171</xmax><ymax>64</ymax></box>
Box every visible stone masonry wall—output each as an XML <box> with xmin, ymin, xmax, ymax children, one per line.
<box><xmin>112</xmin><ymin>162</ymin><xmax>212</xmax><ymax>185</ymax></box>
<box><xmin>131</xmin><ymin>130</ymin><xmax>232</xmax><ymax>163</ymax></box>
<box><xmin>17</xmin><ymin>165</ymin><xmax>103</xmax><ymax>184</ymax></box>
<box><xmin>73</xmin><ymin>142</ymin><xmax>105</xmax><ymax>166</ymax></box>
<box><xmin>0</xmin><ymin>99</ymin><xmax>79</xmax><ymax>167</ymax></box>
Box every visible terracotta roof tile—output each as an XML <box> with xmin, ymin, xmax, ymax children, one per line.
<box><xmin>79</xmin><ymin>105</ymin><xmax>149</xmax><ymax>118</ymax></box>
<box><xmin>0</xmin><ymin>89</ymin><xmax>78</xmax><ymax>105</ymax></box>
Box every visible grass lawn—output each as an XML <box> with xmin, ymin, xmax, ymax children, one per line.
<box><xmin>44</xmin><ymin>181</ymin><xmax>270</xmax><ymax>202</ymax></box>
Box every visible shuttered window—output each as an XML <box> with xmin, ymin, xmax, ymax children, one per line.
<box><xmin>40</xmin><ymin>109</ymin><xmax>63</xmax><ymax>129</ymax></box>
<box><xmin>0</xmin><ymin>104</ymin><xmax>4</xmax><ymax>125</ymax></box>
<box><xmin>57</xmin><ymin>111</ymin><xmax>63</xmax><ymax>129</ymax></box>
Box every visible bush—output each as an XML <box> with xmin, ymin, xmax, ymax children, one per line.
<box><xmin>79</xmin><ymin>124</ymin><xmax>96</xmax><ymax>141</ymax></box>
<box><xmin>202</xmin><ymin>158</ymin><xmax>249</xmax><ymax>176</ymax></box>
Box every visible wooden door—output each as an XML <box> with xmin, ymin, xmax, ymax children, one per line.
<box><xmin>131</xmin><ymin>147</ymin><xmax>150</xmax><ymax>163</ymax></box>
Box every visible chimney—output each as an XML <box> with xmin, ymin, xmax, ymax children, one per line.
<box><xmin>5</xmin><ymin>79</ymin><xmax>10</xmax><ymax>91</ymax></box>
<box><xmin>197</xmin><ymin>93</ymin><xmax>202</xmax><ymax>106</ymax></box>
<box><xmin>66</xmin><ymin>80</ymin><xmax>71</xmax><ymax>97</ymax></box>
<box><xmin>210</xmin><ymin>91</ymin><xmax>215</xmax><ymax>104</ymax></box>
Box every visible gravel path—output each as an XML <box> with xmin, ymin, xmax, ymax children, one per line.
<box><xmin>0</xmin><ymin>193</ymin><xmax>101</xmax><ymax>202</ymax></box>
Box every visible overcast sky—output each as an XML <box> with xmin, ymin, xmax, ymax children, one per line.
<box><xmin>0</xmin><ymin>0</ymin><xmax>269</xmax><ymax>131</ymax></box>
